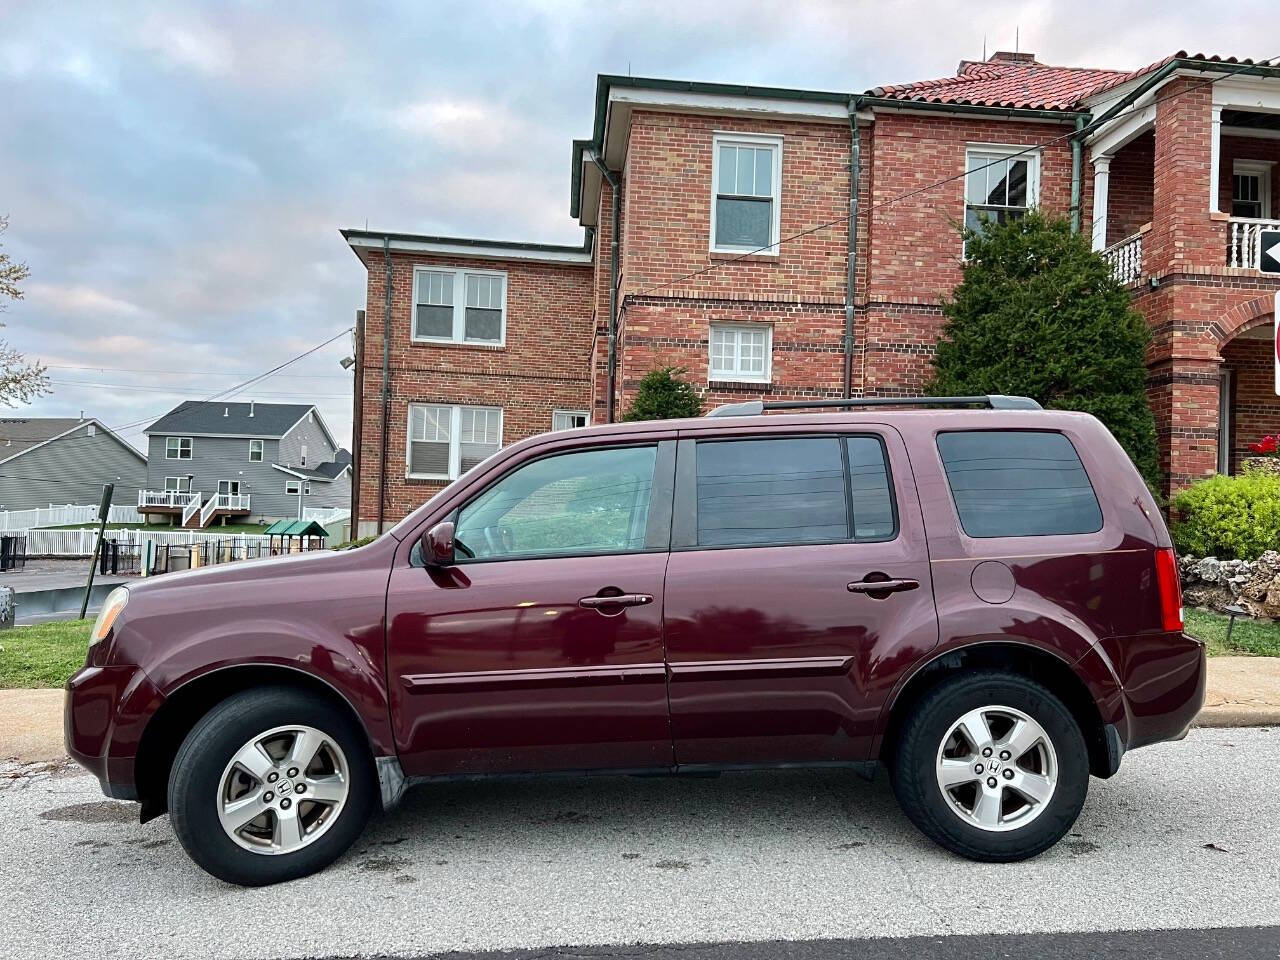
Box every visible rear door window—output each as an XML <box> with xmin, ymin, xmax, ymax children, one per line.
<box><xmin>936</xmin><ymin>430</ymin><xmax>1103</xmax><ymax>537</ymax></box>
<box><xmin>690</xmin><ymin>435</ymin><xmax>896</xmax><ymax>547</ymax></box>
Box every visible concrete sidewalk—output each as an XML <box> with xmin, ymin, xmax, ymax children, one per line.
<box><xmin>3</xmin><ymin>658</ymin><xmax>1278</xmax><ymax>764</ymax></box>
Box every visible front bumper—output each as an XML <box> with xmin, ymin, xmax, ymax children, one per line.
<box><xmin>64</xmin><ymin>663</ymin><xmax>164</xmax><ymax>801</ymax></box>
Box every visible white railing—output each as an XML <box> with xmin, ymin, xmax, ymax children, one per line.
<box><xmin>302</xmin><ymin>506</ymin><xmax>350</xmax><ymax>526</ymax></box>
<box><xmin>0</xmin><ymin>503</ymin><xmax>145</xmax><ymax>531</ymax></box>
<box><xmin>1102</xmin><ymin>232</ymin><xmax>1143</xmax><ymax>284</ymax></box>
<box><xmin>181</xmin><ymin>496</ymin><xmax>202</xmax><ymax>527</ymax></box>
<box><xmin>25</xmin><ymin>527</ymin><xmax>275</xmax><ymax>557</ymax></box>
<box><xmin>138</xmin><ymin>490</ymin><xmax>201</xmax><ymax>510</ymax></box>
<box><xmin>199</xmin><ymin>493</ymin><xmax>251</xmax><ymax>527</ymax></box>
<box><xmin>1228</xmin><ymin>217</ymin><xmax>1280</xmax><ymax>269</ymax></box>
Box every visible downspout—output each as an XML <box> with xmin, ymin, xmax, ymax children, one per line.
<box><xmin>591</xmin><ymin>151</ymin><xmax>620</xmax><ymax>422</ymax></box>
<box><xmin>845</xmin><ymin>99</ymin><xmax>862</xmax><ymax>398</ymax></box>
<box><xmin>1070</xmin><ymin>115</ymin><xmax>1085</xmax><ymax>234</ymax></box>
<box><xmin>377</xmin><ymin>237</ymin><xmax>391</xmax><ymax>533</ymax></box>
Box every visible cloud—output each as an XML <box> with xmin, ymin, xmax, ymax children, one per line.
<box><xmin>24</xmin><ymin>284</ymin><xmax>149</xmax><ymax>320</ymax></box>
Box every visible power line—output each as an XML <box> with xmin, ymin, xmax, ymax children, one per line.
<box><xmin>628</xmin><ymin>52</ymin><xmax>1279</xmax><ymax>300</ymax></box>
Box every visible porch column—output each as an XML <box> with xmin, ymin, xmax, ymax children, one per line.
<box><xmin>1209</xmin><ymin>103</ymin><xmax>1223</xmax><ymax>213</ymax></box>
<box><xmin>1090</xmin><ymin>156</ymin><xmax>1111</xmax><ymax>251</ymax></box>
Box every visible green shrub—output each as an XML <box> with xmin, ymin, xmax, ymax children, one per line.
<box><xmin>1170</xmin><ymin>472</ymin><xmax>1280</xmax><ymax>560</ymax></box>
<box><xmin>621</xmin><ymin>366</ymin><xmax>701</xmax><ymax>421</ymax></box>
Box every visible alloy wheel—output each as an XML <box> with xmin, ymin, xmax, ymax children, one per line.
<box><xmin>934</xmin><ymin>704</ymin><xmax>1058</xmax><ymax>832</ymax></box>
<box><xmin>215</xmin><ymin>724</ymin><xmax>349</xmax><ymax>855</ymax></box>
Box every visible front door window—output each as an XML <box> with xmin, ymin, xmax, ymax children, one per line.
<box><xmin>218</xmin><ymin>480</ymin><xmax>241</xmax><ymax>496</ymax></box>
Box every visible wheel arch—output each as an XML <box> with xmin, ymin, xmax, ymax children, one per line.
<box><xmin>875</xmin><ymin>640</ymin><xmax>1118</xmax><ymax>779</ymax></box>
<box><xmin>134</xmin><ymin>663</ymin><xmax>382</xmax><ymax>823</ymax></box>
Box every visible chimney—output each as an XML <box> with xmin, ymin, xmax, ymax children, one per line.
<box><xmin>989</xmin><ymin>51</ymin><xmax>1036</xmax><ymax>64</ymax></box>
<box><xmin>249</xmin><ymin>402</ymin><xmax>255</xmax><ymax>418</ymax></box>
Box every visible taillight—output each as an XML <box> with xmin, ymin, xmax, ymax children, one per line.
<box><xmin>1154</xmin><ymin>547</ymin><xmax>1184</xmax><ymax>633</ymax></box>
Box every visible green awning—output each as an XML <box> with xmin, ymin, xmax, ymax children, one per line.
<box><xmin>264</xmin><ymin>519</ymin><xmax>328</xmax><ymax>537</ymax></box>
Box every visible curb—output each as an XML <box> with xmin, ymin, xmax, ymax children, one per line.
<box><xmin>1195</xmin><ymin>707</ymin><xmax>1280</xmax><ymax>728</ymax></box>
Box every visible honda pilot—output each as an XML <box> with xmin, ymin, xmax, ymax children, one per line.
<box><xmin>66</xmin><ymin>395</ymin><xmax>1204</xmax><ymax>885</ymax></box>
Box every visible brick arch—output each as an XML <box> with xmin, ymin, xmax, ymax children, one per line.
<box><xmin>1210</xmin><ymin>295</ymin><xmax>1276</xmax><ymax>351</ymax></box>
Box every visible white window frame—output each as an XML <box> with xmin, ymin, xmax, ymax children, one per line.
<box><xmin>285</xmin><ymin>479</ymin><xmax>310</xmax><ymax>496</ymax></box>
<box><xmin>964</xmin><ymin>143</ymin><xmax>1041</xmax><ymax>253</ymax></box>
<box><xmin>1232</xmin><ymin>160</ymin><xmax>1273</xmax><ymax>220</ymax></box>
<box><xmin>710</xmin><ymin>132</ymin><xmax>783</xmax><ymax>256</ymax></box>
<box><xmin>411</xmin><ymin>266</ymin><xmax>508</xmax><ymax>346</ymax></box>
<box><xmin>300</xmin><ymin>444</ymin><xmax>308</xmax><ymax>467</ymax></box>
<box><xmin>248</xmin><ymin>439</ymin><xmax>263</xmax><ymax>462</ymax></box>
<box><xmin>708</xmin><ymin>322</ymin><xmax>773</xmax><ymax>384</ymax></box>
<box><xmin>166</xmin><ymin>436</ymin><xmax>193</xmax><ymax>460</ymax></box>
<box><xmin>406</xmin><ymin>403</ymin><xmax>504</xmax><ymax>481</ymax></box>
<box><xmin>164</xmin><ymin>476</ymin><xmax>191</xmax><ymax>493</ymax></box>
<box><xmin>86</xmin><ymin>424</ymin><xmax>96</xmax><ymax>437</ymax></box>
<box><xmin>217</xmin><ymin>479</ymin><xmax>242</xmax><ymax>495</ymax></box>
<box><xmin>552</xmin><ymin>410</ymin><xmax>590</xmax><ymax>431</ymax></box>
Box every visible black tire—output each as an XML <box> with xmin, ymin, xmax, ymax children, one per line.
<box><xmin>168</xmin><ymin>686</ymin><xmax>375</xmax><ymax>886</ymax></box>
<box><xmin>890</xmin><ymin>670</ymin><xmax>1089</xmax><ymax>862</ymax></box>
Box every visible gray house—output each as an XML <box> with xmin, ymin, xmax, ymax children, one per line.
<box><xmin>139</xmin><ymin>401</ymin><xmax>352</xmax><ymax>527</ymax></box>
<box><xmin>0</xmin><ymin>417</ymin><xmax>146</xmax><ymax>512</ymax></box>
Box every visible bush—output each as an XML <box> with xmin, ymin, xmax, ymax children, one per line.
<box><xmin>1170</xmin><ymin>472</ymin><xmax>1280</xmax><ymax>560</ymax></box>
<box><xmin>928</xmin><ymin>212</ymin><xmax>1161</xmax><ymax>487</ymax></box>
<box><xmin>621</xmin><ymin>366</ymin><xmax>702</xmax><ymax>421</ymax></box>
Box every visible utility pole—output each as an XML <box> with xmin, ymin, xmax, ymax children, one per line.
<box><xmin>79</xmin><ymin>483</ymin><xmax>113</xmax><ymax>620</ymax></box>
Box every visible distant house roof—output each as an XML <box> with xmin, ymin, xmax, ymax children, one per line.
<box><xmin>145</xmin><ymin>401</ymin><xmax>320</xmax><ymax>440</ymax></box>
<box><xmin>271</xmin><ymin>449</ymin><xmax>351</xmax><ymax>483</ymax></box>
<box><xmin>0</xmin><ymin>416</ymin><xmax>145</xmax><ymax>466</ymax></box>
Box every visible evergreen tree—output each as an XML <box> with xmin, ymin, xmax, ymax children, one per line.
<box><xmin>929</xmin><ymin>212</ymin><xmax>1161</xmax><ymax>486</ymax></box>
<box><xmin>621</xmin><ymin>366</ymin><xmax>702</xmax><ymax>421</ymax></box>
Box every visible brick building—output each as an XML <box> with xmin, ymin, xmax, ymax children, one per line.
<box><xmin>345</xmin><ymin>51</ymin><xmax>1280</xmax><ymax>535</ymax></box>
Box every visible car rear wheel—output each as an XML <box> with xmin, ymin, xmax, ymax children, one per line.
<box><xmin>168</xmin><ymin>686</ymin><xmax>375</xmax><ymax>886</ymax></box>
<box><xmin>890</xmin><ymin>671</ymin><xmax>1089</xmax><ymax>862</ymax></box>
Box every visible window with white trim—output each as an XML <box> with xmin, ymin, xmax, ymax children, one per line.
<box><xmin>86</xmin><ymin>424</ymin><xmax>96</xmax><ymax>437</ymax></box>
<box><xmin>300</xmin><ymin>444</ymin><xmax>308</xmax><ymax>467</ymax></box>
<box><xmin>552</xmin><ymin>410</ymin><xmax>589</xmax><ymax>431</ymax></box>
<box><xmin>412</xmin><ymin>267</ymin><xmax>507</xmax><ymax>345</ymax></box>
<box><xmin>407</xmin><ymin>403</ymin><xmax>503</xmax><ymax>480</ymax></box>
<box><xmin>965</xmin><ymin>145</ymin><xmax>1040</xmax><ymax>240</ymax></box>
<box><xmin>1233</xmin><ymin>160</ymin><xmax>1272</xmax><ymax>219</ymax></box>
<box><xmin>709</xmin><ymin>322</ymin><xmax>771</xmax><ymax>383</ymax></box>
<box><xmin>711</xmin><ymin>134</ymin><xmax>782</xmax><ymax>253</ymax></box>
<box><xmin>249</xmin><ymin>439</ymin><xmax>263</xmax><ymax>462</ymax></box>
<box><xmin>166</xmin><ymin>437</ymin><xmax>192</xmax><ymax>460</ymax></box>
<box><xmin>285</xmin><ymin>479</ymin><xmax>311</xmax><ymax>496</ymax></box>
<box><xmin>164</xmin><ymin>476</ymin><xmax>191</xmax><ymax>493</ymax></box>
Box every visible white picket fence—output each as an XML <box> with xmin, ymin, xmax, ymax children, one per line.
<box><xmin>26</xmin><ymin>527</ymin><xmax>275</xmax><ymax>558</ymax></box>
<box><xmin>0</xmin><ymin>503</ymin><xmax>146</xmax><ymax>532</ymax></box>
<box><xmin>302</xmin><ymin>506</ymin><xmax>351</xmax><ymax>526</ymax></box>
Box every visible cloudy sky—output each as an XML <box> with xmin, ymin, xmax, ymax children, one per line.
<box><xmin>2</xmin><ymin>0</ymin><xmax>1276</xmax><ymax>454</ymax></box>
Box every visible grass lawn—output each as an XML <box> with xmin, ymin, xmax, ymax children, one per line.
<box><xmin>1185</xmin><ymin>606</ymin><xmax>1280</xmax><ymax>658</ymax></box>
<box><xmin>0</xmin><ymin>619</ymin><xmax>91</xmax><ymax>689</ymax></box>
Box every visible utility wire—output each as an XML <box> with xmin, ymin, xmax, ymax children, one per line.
<box><xmin>628</xmin><ymin>53</ymin><xmax>1279</xmax><ymax>300</ymax></box>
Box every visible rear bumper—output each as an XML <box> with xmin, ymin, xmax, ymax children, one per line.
<box><xmin>1096</xmin><ymin>630</ymin><xmax>1207</xmax><ymax>753</ymax></box>
<box><xmin>64</xmin><ymin>663</ymin><xmax>164</xmax><ymax>801</ymax></box>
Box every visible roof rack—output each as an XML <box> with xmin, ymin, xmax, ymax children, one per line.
<box><xmin>704</xmin><ymin>395</ymin><xmax>1042</xmax><ymax>418</ymax></box>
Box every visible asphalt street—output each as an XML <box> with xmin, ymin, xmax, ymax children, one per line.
<box><xmin>3</xmin><ymin>728</ymin><xmax>1279</xmax><ymax>960</ymax></box>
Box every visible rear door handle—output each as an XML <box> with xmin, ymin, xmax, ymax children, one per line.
<box><xmin>579</xmin><ymin>593</ymin><xmax>654</xmax><ymax>609</ymax></box>
<box><xmin>847</xmin><ymin>578</ymin><xmax>920</xmax><ymax>595</ymax></box>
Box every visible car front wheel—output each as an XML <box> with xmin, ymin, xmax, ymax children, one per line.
<box><xmin>168</xmin><ymin>686</ymin><xmax>375</xmax><ymax>886</ymax></box>
<box><xmin>890</xmin><ymin>670</ymin><xmax>1089</xmax><ymax>862</ymax></box>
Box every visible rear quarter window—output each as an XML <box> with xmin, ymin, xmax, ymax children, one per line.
<box><xmin>936</xmin><ymin>430</ymin><xmax>1103</xmax><ymax>538</ymax></box>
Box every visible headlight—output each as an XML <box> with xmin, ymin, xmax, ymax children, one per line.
<box><xmin>89</xmin><ymin>587</ymin><xmax>129</xmax><ymax>647</ymax></box>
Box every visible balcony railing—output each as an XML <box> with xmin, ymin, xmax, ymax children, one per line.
<box><xmin>199</xmin><ymin>493</ymin><xmax>251</xmax><ymax>528</ymax></box>
<box><xmin>1228</xmin><ymin>217</ymin><xmax>1280</xmax><ymax>270</ymax></box>
<box><xmin>1102</xmin><ymin>232</ymin><xmax>1143</xmax><ymax>284</ymax></box>
<box><xmin>138</xmin><ymin>490</ymin><xmax>200</xmax><ymax>509</ymax></box>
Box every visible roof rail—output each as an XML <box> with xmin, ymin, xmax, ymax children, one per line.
<box><xmin>704</xmin><ymin>395</ymin><xmax>1042</xmax><ymax>418</ymax></box>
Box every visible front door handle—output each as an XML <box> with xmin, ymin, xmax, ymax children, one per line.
<box><xmin>579</xmin><ymin>593</ymin><xmax>654</xmax><ymax>610</ymax></box>
<box><xmin>847</xmin><ymin>577</ymin><xmax>920</xmax><ymax>596</ymax></box>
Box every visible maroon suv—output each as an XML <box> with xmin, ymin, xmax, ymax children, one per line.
<box><xmin>66</xmin><ymin>396</ymin><xmax>1204</xmax><ymax>885</ymax></box>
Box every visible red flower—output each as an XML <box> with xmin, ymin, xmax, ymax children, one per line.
<box><xmin>1249</xmin><ymin>435</ymin><xmax>1279</xmax><ymax>455</ymax></box>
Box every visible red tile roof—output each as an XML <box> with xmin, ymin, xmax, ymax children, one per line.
<box><xmin>867</xmin><ymin>51</ymin><xmax>1267</xmax><ymax>112</ymax></box>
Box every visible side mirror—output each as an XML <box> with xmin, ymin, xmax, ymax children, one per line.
<box><xmin>421</xmin><ymin>521</ymin><xmax>456</xmax><ymax>567</ymax></box>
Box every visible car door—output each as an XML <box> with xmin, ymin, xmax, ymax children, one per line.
<box><xmin>662</xmin><ymin>423</ymin><xmax>938</xmax><ymax>767</ymax></box>
<box><xmin>385</xmin><ymin>439</ymin><xmax>676</xmax><ymax>777</ymax></box>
